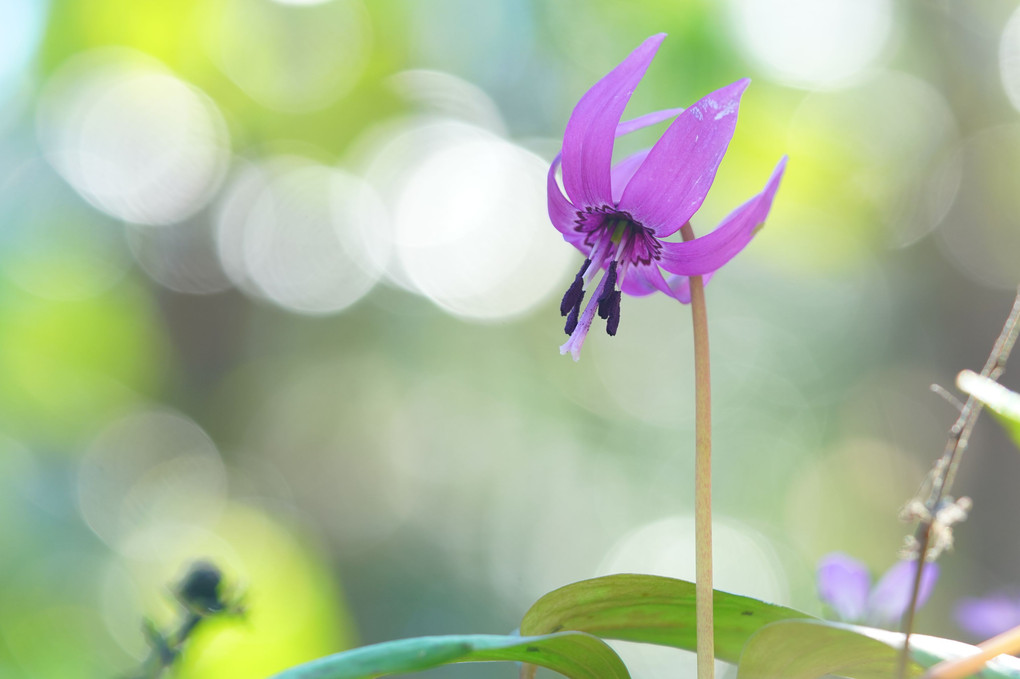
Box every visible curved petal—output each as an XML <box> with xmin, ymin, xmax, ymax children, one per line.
<box><xmin>608</xmin><ymin>109</ymin><xmax>687</xmax><ymax>204</ymax></box>
<box><xmin>658</xmin><ymin>155</ymin><xmax>787</xmax><ymax>276</ymax></box>
<box><xmin>615</xmin><ymin>107</ymin><xmax>684</xmax><ymax>138</ymax></box>
<box><xmin>956</xmin><ymin>595</ymin><xmax>1020</xmax><ymax>639</ymax></box>
<box><xmin>618</xmin><ymin>79</ymin><xmax>749</xmax><ymax>237</ymax></box>
<box><xmin>817</xmin><ymin>553</ymin><xmax>871</xmax><ymax>623</ymax></box>
<box><xmin>611</xmin><ymin>149</ymin><xmax>651</xmax><ymax>203</ymax></box>
<box><xmin>548</xmin><ymin>154</ymin><xmax>578</xmax><ymax>236</ymax></box>
<box><xmin>619</xmin><ymin>263</ymin><xmax>690</xmax><ymax>302</ymax></box>
<box><xmin>560</xmin><ymin>34</ymin><xmax>665</xmax><ymax>208</ymax></box>
<box><xmin>662</xmin><ymin>272</ymin><xmax>714</xmax><ymax>304</ymax></box>
<box><xmin>867</xmin><ymin>560</ymin><xmax>939</xmax><ymax>628</ymax></box>
<box><xmin>552</xmin><ymin>108</ymin><xmax>682</xmax><ymax>234</ymax></box>
<box><xmin>619</xmin><ymin>265</ymin><xmax>660</xmax><ymax>297</ymax></box>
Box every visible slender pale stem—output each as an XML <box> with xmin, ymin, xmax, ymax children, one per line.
<box><xmin>681</xmin><ymin>222</ymin><xmax>714</xmax><ymax>679</ymax></box>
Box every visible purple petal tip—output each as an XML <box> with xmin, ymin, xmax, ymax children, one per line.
<box><xmin>817</xmin><ymin>552</ymin><xmax>871</xmax><ymax>622</ymax></box>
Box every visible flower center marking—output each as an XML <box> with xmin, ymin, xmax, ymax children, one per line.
<box><xmin>559</xmin><ymin>207</ymin><xmax>659</xmax><ymax>342</ymax></box>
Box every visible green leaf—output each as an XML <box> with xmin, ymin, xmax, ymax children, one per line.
<box><xmin>957</xmin><ymin>370</ymin><xmax>1020</xmax><ymax>450</ymax></box>
<box><xmin>518</xmin><ymin>573</ymin><xmax>812</xmax><ymax>663</ymax></box>
<box><xmin>737</xmin><ymin>619</ymin><xmax>923</xmax><ymax>679</ymax></box>
<box><xmin>266</xmin><ymin>631</ymin><xmax>630</xmax><ymax>679</ymax></box>
<box><xmin>738</xmin><ymin>619</ymin><xmax>1020</xmax><ymax>679</ymax></box>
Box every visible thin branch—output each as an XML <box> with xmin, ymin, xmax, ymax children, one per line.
<box><xmin>930</xmin><ymin>383</ymin><xmax>965</xmax><ymax>412</ymax></box>
<box><xmin>897</xmin><ymin>288</ymin><xmax>1020</xmax><ymax>679</ymax></box>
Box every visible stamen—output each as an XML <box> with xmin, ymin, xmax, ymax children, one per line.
<box><xmin>564</xmin><ymin>304</ymin><xmax>580</xmax><ymax>335</ymax></box>
<box><xmin>560</xmin><ymin>258</ymin><xmax>590</xmax><ymax>316</ymax></box>
<box><xmin>597</xmin><ymin>261</ymin><xmax>618</xmax><ymax>319</ymax></box>
<box><xmin>604</xmin><ymin>290</ymin><xmax>621</xmax><ymax>335</ymax></box>
<box><xmin>584</xmin><ymin>231</ymin><xmax>614</xmax><ymax>285</ymax></box>
<box><xmin>559</xmin><ymin>272</ymin><xmax>611</xmax><ymax>361</ymax></box>
<box><xmin>616</xmin><ymin>260</ymin><xmax>631</xmax><ymax>291</ymax></box>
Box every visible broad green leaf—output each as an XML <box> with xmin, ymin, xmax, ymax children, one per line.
<box><xmin>738</xmin><ymin>619</ymin><xmax>1020</xmax><ymax>679</ymax></box>
<box><xmin>266</xmin><ymin>631</ymin><xmax>629</xmax><ymax>679</ymax></box>
<box><xmin>957</xmin><ymin>370</ymin><xmax>1020</xmax><ymax>450</ymax></box>
<box><xmin>738</xmin><ymin>619</ymin><xmax>923</xmax><ymax>679</ymax></box>
<box><xmin>519</xmin><ymin>574</ymin><xmax>812</xmax><ymax>663</ymax></box>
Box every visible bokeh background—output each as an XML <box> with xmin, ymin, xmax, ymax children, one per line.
<box><xmin>3</xmin><ymin>0</ymin><xmax>1020</xmax><ymax>677</ymax></box>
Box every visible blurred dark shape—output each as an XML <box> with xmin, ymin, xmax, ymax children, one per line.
<box><xmin>176</xmin><ymin>560</ymin><xmax>225</xmax><ymax>614</ymax></box>
<box><xmin>128</xmin><ymin>560</ymin><xmax>243</xmax><ymax>679</ymax></box>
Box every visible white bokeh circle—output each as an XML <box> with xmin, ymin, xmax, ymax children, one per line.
<box><xmin>726</xmin><ymin>0</ymin><xmax>895</xmax><ymax>89</ymax></box>
<box><xmin>215</xmin><ymin>157</ymin><xmax>388</xmax><ymax>314</ymax></box>
<box><xmin>37</xmin><ymin>48</ymin><xmax>230</xmax><ymax>226</ymax></box>
<box><xmin>366</xmin><ymin>119</ymin><xmax>572</xmax><ymax>321</ymax></box>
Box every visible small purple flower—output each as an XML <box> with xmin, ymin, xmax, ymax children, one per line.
<box><xmin>957</xmin><ymin>591</ymin><xmax>1020</xmax><ymax>639</ymax></box>
<box><xmin>549</xmin><ymin>33</ymin><xmax>787</xmax><ymax>360</ymax></box>
<box><xmin>817</xmin><ymin>553</ymin><xmax>939</xmax><ymax>628</ymax></box>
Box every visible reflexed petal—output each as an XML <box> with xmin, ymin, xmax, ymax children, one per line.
<box><xmin>618</xmin><ymin>79</ymin><xmax>749</xmax><ymax>237</ymax></box>
<box><xmin>611</xmin><ymin>149</ymin><xmax>651</xmax><ymax>203</ymax></box>
<box><xmin>548</xmin><ymin>154</ymin><xmax>578</xmax><ymax>236</ymax></box>
<box><xmin>615</xmin><ymin>107</ymin><xmax>684</xmax><ymax>138</ymax></box>
<box><xmin>663</xmin><ymin>273</ymin><xmax>714</xmax><ymax>303</ymax></box>
<box><xmin>619</xmin><ymin>265</ymin><xmax>659</xmax><ymax>297</ymax></box>
<box><xmin>611</xmin><ymin>109</ymin><xmax>684</xmax><ymax>201</ymax></box>
<box><xmin>866</xmin><ymin>560</ymin><xmax>939</xmax><ymax>628</ymax></box>
<box><xmin>560</xmin><ymin>34</ymin><xmax>665</xmax><ymax>208</ymax></box>
<box><xmin>619</xmin><ymin>264</ymin><xmax>691</xmax><ymax>302</ymax></box>
<box><xmin>817</xmin><ymin>553</ymin><xmax>871</xmax><ymax>623</ymax></box>
<box><xmin>658</xmin><ymin>156</ymin><xmax>787</xmax><ymax>276</ymax></box>
<box><xmin>956</xmin><ymin>595</ymin><xmax>1020</xmax><ymax>639</ymax></box>
<box><xmin>552</xmin><ymin>107</ymin><xmax>683</xmax><ymax>235</ymax></box>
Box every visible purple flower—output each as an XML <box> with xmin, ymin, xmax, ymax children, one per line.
<box><xmin>817</xmin><ymin>553</ymin><xmax>939</xmax><ymax>628</ymax></box>
<box><xmin>549</xmin><ymin>33</ymin><xmax>787</xmax><ymax>360</ymax></box>
<box><xmin>957</xmin><ymin>591</ymin><xmax>1020</xmax><ymax>639</ymax></box>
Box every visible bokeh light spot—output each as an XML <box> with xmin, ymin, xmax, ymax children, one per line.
<box><xmin>77</xmin><ymin>408</ymin><xmax>227</xmax><ymax>554</ymax></box>
<box><xmin>214</xmin><ymin>157</ymin><xmax>387</xmax><ymax>314</ymax></box>
<box><xmin>784</xmin><ymin>70</ymin><xmax>958</xmax><ymax>250</ymax></box>
<box><xmin>726</xmin><ymin>0</ymin><xmax>895</xmax><ymax>89</ymax></box>
<box><xmin>937</xmin><ymin>124</ymin><xmax>1020</xmax><ymax>290</ymax></box>
<box><xmin>1000</xmin><ymin>6</ymin><xmax>1020</xmax><ymax>113</ymax></box>
<box><xmin>37</xmin><ymin>48</ymin><xmax>230</xmax><ymax>226</ymax></box>
<box><xmin>388</xmin><ymin>69</ymin><xmax>506</xmax><ymax>134</ymax></box>
<box><xmin>598</xmin><ymin>516</ymin><xmax>790</xmax><ymax>679</ymax></box>
<box><xmin>367</xmin><ymin>119</ymin><xmax>572</xmax><ymax>320</ymax></box>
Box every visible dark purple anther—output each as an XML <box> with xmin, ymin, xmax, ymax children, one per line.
<box><xmin>560</xmin><ymin>258</ymin><xmax>590</xmax><ymax>316</ymax></box>
<box><xmin>604</xmin><ymin>290</ymin><xmax>621</xmax><ymax>335</ymax></box>
<box><xmin>597</xmin><ymin>261</ymin><xmax>618</xmax><ymax>320</ymax></box>
<box><xmin>600</xmin><ymin>260</ymin><xmax>618</xmax><ymax>298</ymax></box>
<box><xmin>564</xmin><ymin>304</ymin><xmax>580</xmax><ymax>335</ymax></box>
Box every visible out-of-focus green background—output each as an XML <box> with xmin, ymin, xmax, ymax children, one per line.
<box><xmin>3</xmin><ymin>0</ymin><xmax>1020</xmax><ymax>677</ymax></box>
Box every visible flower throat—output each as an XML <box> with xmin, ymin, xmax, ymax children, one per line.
<box><xmin>560</xmin><ymin>211</ymin><xmax>655</xmax><ymax>339</ymax></box>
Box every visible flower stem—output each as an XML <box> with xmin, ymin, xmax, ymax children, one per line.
<box><xmin>681</xmin><ymin>222</ymin><xmax>714</xmax><ymax>679</ymax></box>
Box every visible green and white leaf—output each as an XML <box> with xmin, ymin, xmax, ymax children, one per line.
<box><xmin>957</xmin><ymin>369</ymin><xmax>1020</xmax><ymax>450</ymax></box>
<box><xmin>737</xmin><ymin>619</ymin><xmax>1020</xmax><ymax>679</ymax></box>
<box><xmin>267</xmin><ymin>631</ymin><xmax>629</xmax><ymax>679</ymax></box>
